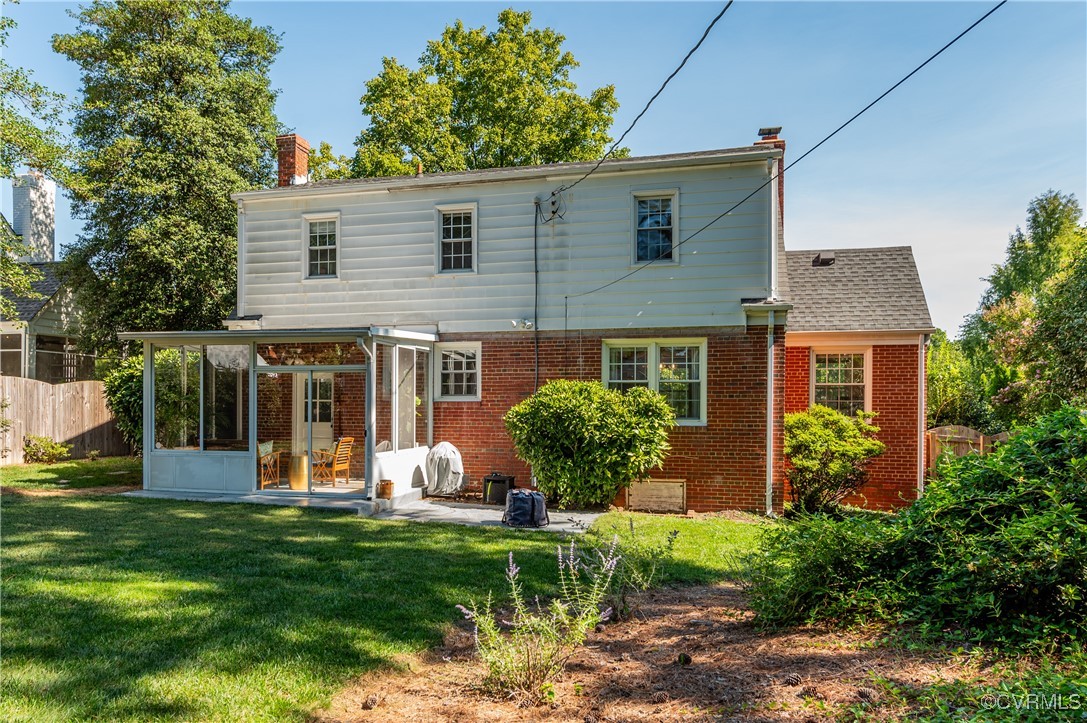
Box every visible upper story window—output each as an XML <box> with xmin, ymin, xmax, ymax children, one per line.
<box><xmin>633</xmin><ymin>190</ymin><xmax>678</xmax><ymax>263</ymax></box>
<box><xmin>603</xmin><ymin>338</ymin><xmax>706</xmax><ymax>424</ymax></box>
<box><xmin>435</xmin><ymin>203</ymin><xmax>477</xmax><ymax>273</ymax></box>
<box><xmin>304</xmin><ymin>213</ymin><xmax>339</xmax><ymax>278</ymax></box>
<box><xmin>434</xmin><ymin>342</ymin><xmax>481</xmax><ymax>401</ymax></box>
<box><xmin>812</xmin><ymin>351</ymin><xmax>870</xmax><ymax>416</ymax></box>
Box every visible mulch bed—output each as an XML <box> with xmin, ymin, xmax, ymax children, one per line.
<box><xmin>314</xmin><ymin>585</ymin><xmax>996</xmax><ymax>722</ymax></box>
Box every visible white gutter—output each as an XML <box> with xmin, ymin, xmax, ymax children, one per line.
<box><xmin>766</xmin><ymin>309</ymin><xmax>776</xmax><ymax>515</ymax></box>
<box><xmin>231</xmin><ymin>148</ymin><xmax>780</xmax><ymax>202</ymax></box>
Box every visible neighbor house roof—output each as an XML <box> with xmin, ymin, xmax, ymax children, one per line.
<box><xmin>784</xmin><ymin>246</ymin><xmax>934</xmax><ymax>333</ymax></box>
<box><xmin>233</xmin><ymin>145</ymin><xmax>782</xmax><ymax>201</ymax></box>
<box><xmin>1</xmin><ymin>262</ymin><xmax>64</xmax><ymax>323</ymax></box>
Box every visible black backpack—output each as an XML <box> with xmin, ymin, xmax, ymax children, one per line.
<box><xmin>502</xmin><ymin>489</ymin><xmax>549</xmax><ymax>528</ymax></box>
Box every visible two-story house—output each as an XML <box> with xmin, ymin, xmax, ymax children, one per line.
<box><xmin>121</xmin><ymin>130</ymin><xmax>933</xmax><ymax>513</ymax></box>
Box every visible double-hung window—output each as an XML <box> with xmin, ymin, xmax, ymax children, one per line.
<box><xmin>304</xmin><ymin>213</ymin><xmax>339</xmax><ymax>278</ymax></box>
<box><xmin>633</xmin><ymin>190</ymin><xmax>678</xmax><ymax>263</ymax></box>
<box><xmin>434</xmin><ymin>342</ymin><xmax>481</xmax><ymax>401</ymax></box>
<box><xmin>812</xmin><ymin>351</ymin><xmax>870</xmax><ymax>416</ymax></box>
<box><xmin>435</xmin><ymin>203</ymin><xmax>477</xmax><ymax>273</ymax></box>
<box><xmin>603</xmin><ymin>339</ymin><xmax>706</xmax><ymax>424</ymax></box>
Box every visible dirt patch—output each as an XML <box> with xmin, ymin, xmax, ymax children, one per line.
<box><xmin>314</xmin><ymin>585</ymin><xmax>997</xmax><ymax>722</ymax></box>
<box><xmin>1</xmin><ymin>484</ymin><xmax>139</xmax><ymax>497</ymax></box>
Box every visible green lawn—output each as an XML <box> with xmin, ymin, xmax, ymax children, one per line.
<box><xmin>0</xmin><ymin>484</ymin><xmax>759</xmax><ymax>721</ymax></box>
<box><xmin>0</xmin><ymin>457</ymin><xmax>142</xmax><ymax>490</ymax></box>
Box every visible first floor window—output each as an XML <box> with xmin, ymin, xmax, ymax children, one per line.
<box><xmin>435</xmin><ymin>343</ymin><xmax>480</xmax><ymax>400</ymax></box>
<box><xmin>604</xmin><ymin>339</ymin><xmax>705</xmax><ymax>424</ymax></box>
<box><xmin>306</xmin><ymin>216</ymin><xmax>338</xmax><ymax>278</ymax></box>
<box><xmin>1</xmin><ymin>333</ymin><xmax>22</xmax><ymax>377</ymax></box>
<box><xmin>813</xmin><ymin>352</ymin><xmax>867</xmax><ymax>416</ymax></box>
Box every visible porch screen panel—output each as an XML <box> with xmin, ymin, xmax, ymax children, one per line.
<box><xmin>396</xmin><ymin>347</ymin><xmax>416</xmax><ymax>451</ymax></box>
<box><xmin>153</xmin><ymin>345</ymin><xmax>201</xmax><ymax>449</ymax></box>
<box><xmin>415</xmin><ymin>350</ymin><xmax>430</xmax><ymax>447</ymax></box>
<box><xmin>202</xmin><ymin>345</ymin><xmax>250</xmax><ymax>451</ymax></box>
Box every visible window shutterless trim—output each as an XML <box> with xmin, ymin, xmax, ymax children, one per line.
<box><xmin>809</xmin><ymin>347</ymin><xmax>873</xmax><ymax>413</ymax></box>
<box><xmin>434</xmin><ymin>202</ymin><xmax>478</xmax><ymax>275</ymax></box>
<box><xmin>631</xmin><ymin>188</ymin><xmax>680</xmax><ymax>266</ymax></box>
<box><xmin>302</xmin><ymin>211</ymin><xmax>340</xmax><ymax>280</ymax></box>
<box><xmin>433</xmin><ymin>341</ymin><xmax>482</xmax><ymax>401</ymax></box>
<box><xmin>601</xmin><ymin>337</ymin><xmax>707</xmax><ymax>425</ymax></box>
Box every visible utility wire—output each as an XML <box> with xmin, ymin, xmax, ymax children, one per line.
<box><xmin>549</xmin><ymin>2</ymin><xmax>734</xmax><ymax>199</ymax></box>
<box><xmin>566</xmin><ymin>0</ymin><xmax>1007</xmax><ymax>301</ymax></box>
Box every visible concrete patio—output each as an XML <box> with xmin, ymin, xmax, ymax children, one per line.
<box><xmin>121</xmin><ymin>489</ymin><xmax>599</xmax><ymax>533</ymax></box>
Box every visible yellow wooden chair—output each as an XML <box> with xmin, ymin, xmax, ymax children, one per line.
<box><xmin>312</xmin><ymin>437</ymin><xmax>354</xmax><ymax>488</ymax></box>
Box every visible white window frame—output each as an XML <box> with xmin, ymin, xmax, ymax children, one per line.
<box><xmin>809</xmin><ymin>347</ymin><xmax>873</xmax><ymax>414</ymax></box>
<box><xmin>302</xmin><ymin>212</ymin><xmax>340</xmax><ymax>280</ymax></box>
<box><xmin>601</xmin><ymin>338</ymin><xmax>707</xmax><ymax>426</ymax></box>
<box><xmin>433</xmin><ymin>341</ymin><xmax>482</xmax><ymax>401</ymax></box>
<box><xmin>434</xmin><ymin>203</ymin><xmax>478</xmax><ymax>275</ymax></box>
<box><xmin>631</xmin><ymin>189</ymin><xmax>680</xmax><ymax>266</ymax></box>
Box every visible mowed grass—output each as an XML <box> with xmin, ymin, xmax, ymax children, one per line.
<box><xmin>0</xmin><ymin>457</ymin><xmax>142</xmax><ymax>490</ymax></box>
<box><xmin>0</xmin><ymin>488</ymin><xmax>759</xmax><ymax>721</ymax></box>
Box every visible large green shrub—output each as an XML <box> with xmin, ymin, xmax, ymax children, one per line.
<box><xmin>504</xmin><ymin>380</ymin><xmax>674</xmax><ymax>508</ymax></box>
<box><xmin>103</xmin><ymin>355</ymin><xmax>144</xmax><ymax>451</ymax></box>
<box><xmin>784</xmin><ymin>405</ymin><xmax>886</xmax><ymax>514</ymax></box>
<box><xmin>747</xmin><ymin>406</ymin><xmax>1087</xmax><ymax>648</ymax></box>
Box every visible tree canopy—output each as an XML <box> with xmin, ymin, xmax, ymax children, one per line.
<box><xmin>0</xmin><ymin>0</ymin><xmax>82</xmax><ymax>320</ymax></box>
<box><xmin>959</xmin><ymin>191</ymin><xmax>1087</xmax><ymax>426</ymax></box>
<box><xmin>351</xmin><ymin>9</ymin><xmax>625</xmax><ymax>177</ymax></box>
<box><xmin>53</xmin><ymin>0</ymin><xmax>280</xmax><ymax>351</ymax></box>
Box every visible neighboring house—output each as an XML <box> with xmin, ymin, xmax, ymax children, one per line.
<box><xmin>1</xmin><ymin>174</ymin><xmax>94</xmax><ymax>383</ymax></box>
<box><xmin>120</xmin><ymin>130</ymin><xmax>932</xmax><ymax>512</ymax></box>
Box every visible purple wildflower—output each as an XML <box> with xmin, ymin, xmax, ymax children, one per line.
<box><xmin>507</xmin><ymin>551</ymin><xmax>520</xmax><ymax>581</ymax></box>
<box><xmin>600</xmin><ymin>607</ymin><xmax>613</xmax><ymax>623</ymax></box>
<box><xmin>455</xmin><ymin>604</ymin><xmax>476</xmax><ymax>621</ymax></box>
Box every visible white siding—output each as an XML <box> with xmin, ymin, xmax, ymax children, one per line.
<box><xmin>240</xmin><ymin>161</ymin><xmax>774</xmax><ymax>332</ymax></box>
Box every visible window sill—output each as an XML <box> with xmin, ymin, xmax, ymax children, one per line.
<box><xmin>435</xmin><ymin>396</ymin><xmax>481</xmax><ymax>403</ymax></box>
<box><xmin>630</xmin><ymin>259</ymin><xmax>680</xmax><ymax>269</ymax></box>
<box><xmin>675</xmin><ymin>419</ymin><xmax>707</xmax><ymax>427</ymax></box>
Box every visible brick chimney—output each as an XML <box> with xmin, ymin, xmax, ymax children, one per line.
<box><xmin>755</xmin><ymin>127</ymin><xmax>785</xmax><ymax>230</ymax></box>
<box><xmin>276</xmin><ymin>133</ymin><xmax>310</xmax><ymax>187</ymax></box>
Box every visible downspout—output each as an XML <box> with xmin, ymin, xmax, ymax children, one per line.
<box><xmin>236</xmin><ymin>200</ymin><xmax>246</xmax><ymax>318</ymax></box>
<box><xmin>768</xmin><ymin>159</ymin><xmax>780</xmax><ymax>301</ymax></box>
<box><xmin>765</xmin><ymin>310</ymin><xmax>776</xmax><ymax>515</ymax></box>
<box><xmin>917</xmin><ymin>333</ymin><xmax>927</xmax><ymax>495</ymax></box>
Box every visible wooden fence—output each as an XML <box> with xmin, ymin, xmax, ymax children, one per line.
<box><xmin>925</xmin><ymin>425</ymin><xmax>1011</xmax><ymax>470</ymax></box>
<box><xmin>0</xmin><ymin>377</ymin><xmax>129</xmax><ymax>465</ymax></box>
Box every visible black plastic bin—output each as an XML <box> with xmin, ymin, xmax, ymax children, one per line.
<box><xmin>483</xmin><ymin>472</ymin><xmax>515</xmax><ymax>504</ymax></box>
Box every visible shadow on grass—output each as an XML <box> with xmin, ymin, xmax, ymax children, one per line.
<box><xmin>0</xmin><ymin>496</ymin><xmax>740</xmax><ymax>721</ymax></box>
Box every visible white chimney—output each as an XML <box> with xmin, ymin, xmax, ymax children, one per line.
<box><xmin>12</xmin><ymin>172</ymin><xmax>56</xmax><ymax>262</ymax></box>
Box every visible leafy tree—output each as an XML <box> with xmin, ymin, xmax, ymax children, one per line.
<box><xmin>783</xmin><ymin>405</ymin><xmax>886</xmax><ymax>514</ymax></box>
<box><xmin>960</xmin><ymin>191</ymin><xmax>1087</xmax><ymax>426</ymax></box>
<box><xmin>307</xmin><ymin>141</ymin><xmax>353</xmax><ymax>181</ymax></box>
<box><xmin>0</xmin><ymin>0</ymin><xmax>83</xmax><ymax>320</ymax></box>
<box><xmin>925</xmin><ymin>329</ymin><xmax>993</xmax><ymax>431</ymax></box>
<box><xmin>352</xmin><ymin>9</ymin><xmax>624</xmax><ymax>177</ymax></box>
<box><xmin>53</xmin><ymin>0</ymin><xmax>280</xmax><ymax>352</ymax></box>
<box><xmin>1033</xmin><ymin>255</ymin><xmax>1087</xmax><ymax>406</ymax></box>
<box><xmin>504</xmin><ymin>380</ymin><xmax>674</xmax><ymax>509</ymax></box>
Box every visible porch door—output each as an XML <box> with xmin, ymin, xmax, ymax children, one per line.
<box><xmin>308</xmin><ymin>373</ymin><xmax>334</xmax><ymax>452</ymax></box>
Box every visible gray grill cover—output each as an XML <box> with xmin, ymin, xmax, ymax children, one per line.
<box><xmin>425</xmin><ymin>442</ymin><xmax>466</xmax><ymax>495</ymax></box>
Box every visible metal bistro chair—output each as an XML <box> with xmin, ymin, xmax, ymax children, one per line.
<box><xmin>312</xmin><ymin>437</ymin><xmax>354</xmax><ymax>488</ymax></box>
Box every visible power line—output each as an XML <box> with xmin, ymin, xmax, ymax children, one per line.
<box><xmin>549</xmin><ymin>2</ymin><xmax>734</xmax><ymax>199</ymax></box>
<box><xmin>566</xmin><ymin>0</ymin><xmax>1007</xmax><ymax>301</ymax></box>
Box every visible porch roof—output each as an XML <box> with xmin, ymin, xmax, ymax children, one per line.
<box><xmin>117</xmin><ymin>327</ymin><xmax>439</xmax><ymax>345</ymax></box>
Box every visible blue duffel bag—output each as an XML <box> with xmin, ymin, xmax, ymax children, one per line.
<box><xmin>502</xmin><ymin>488</ymin><xmax>549</xmax><ymax>528</ymax></box>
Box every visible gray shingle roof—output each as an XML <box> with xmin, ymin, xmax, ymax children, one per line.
<box><xmin>784</xmin><ymin>247</ymin><xmax>933</xmax><ymax>332</ymax></box>
<box><xmin>1</xmin><ymin>262</ymin><xmax>63</xmax><ymax>323</ymax></box>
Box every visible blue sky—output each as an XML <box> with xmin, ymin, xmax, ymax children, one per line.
<box><xmin>4</xmin><ymin>1</ymin><xmax>1085</xmax><ymax>334</ymax></box>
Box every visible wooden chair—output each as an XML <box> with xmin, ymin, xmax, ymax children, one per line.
<box><xmin>312</xmin><ymin>437</ymin><xmax>354</xmax><ymax>488</ymax></box>
<box><xmin>259</xmin><ymin>440</ymin><xmax>281</xmax><ymax>489</ymax></box>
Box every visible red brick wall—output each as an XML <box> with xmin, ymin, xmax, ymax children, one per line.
<box><xmin>432</xmin><ymin>326</ymin><xmax>785</xmax><ymax>513</ymax></box>
<box><xmin>783</xmin><ymin>342</ymin><xmax>923</xmax><ymax>510</ymax></box>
